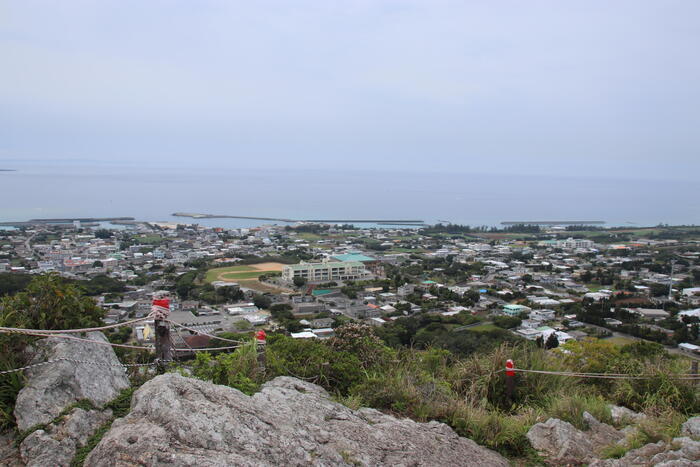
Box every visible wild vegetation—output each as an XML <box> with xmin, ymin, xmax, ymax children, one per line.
<box><xmin>0</xmin><ymin>274</ymin><xmax>105</xmax><ymax>429</ymax></box>
<box><xmin>184</xmin><ymin>323</ymin><xmax>699</xmax><ymax>460</ymax></box>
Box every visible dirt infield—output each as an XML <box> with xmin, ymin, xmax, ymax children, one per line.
<box><xmin>249</xmin><ymin>262</ymin><xmax>286</xmax><ymax>271</ymax></box>
<box><xmin>205</xmin><ymin>262</ymin><xmax>292</xmax><ymax>293</ymax></box>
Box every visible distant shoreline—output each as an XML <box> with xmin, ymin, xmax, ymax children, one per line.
<box><xmin>172</xmin><ymin>212</ymin><xmax>425</xmax><ymax>225</ymax></box>
<box><xmin>0</xmin><ymin>169</ymin><xmax>16</xmax><ymax>172</ymax></box>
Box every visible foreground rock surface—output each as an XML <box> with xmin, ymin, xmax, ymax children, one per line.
<box><xmin>0</xmin><ymin>432</ymin><xmax>23</xmax><ymax>467</ymax></box>
<box><xmin>86</xmin><ymin>373</ymin><xmax>508</xmax><ymax>466</ymax></box>
<box><xmin>19</xmin><ymin>407</ymin><xmax>112</xmax><ymax>467</ymax></box>
<box><xmin>590</xmin><ymin>436</ymin><xmax>700</xmax><ymax>466</ymax></box>
<box><xmin>14</xmin><ymin>331</ymin><xmax>129</xmax><ymax>431</ymax></box>
<box><xmin>528</xmin><ymin>412</ymin><xmax>700</xmax><ymax>466</ymax></box>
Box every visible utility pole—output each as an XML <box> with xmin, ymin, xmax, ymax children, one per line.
<box><xmin>152</xmin><ymin>293</ymin><xmax>173</xmax><ymax>369</ymax></box>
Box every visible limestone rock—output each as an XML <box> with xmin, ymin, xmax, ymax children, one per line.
<box><xmin>0</xmin><ymin>431</ymin><xmax>23</xmax><ymax>467</ymax></box>
<box><xmin>86</xmin><ymin>373</ymin><xmax>509</xmax><ymax>466</ymax></box>
<box><xmin>20</xmin><ymin>429</ymin><xmax>74</xmax><ymax>467</ymax></box>
<box><xmin>14</xmin><ymin>331</ymin><xmax>129</xmax><ymax>431</ymax></box>
<box><xmin>590</xmin><ymin>436</ymin><xmax>700</xmax><ymax>466</ymax></box>
<box><xmin>608</xmin><ymin>405</ymin><xmax>646</xmax><ymax>425</ymax></box>
<box><xmin>582</xmin><ymin>412</ymin><xmax>625</xmax><ymax>447</ymax></box>
<box><xmin>19</xmin><ymin>407</ymin><xmax>112</xmax><ymax>467</ymax></box>
<box><xmin>681</xmin><ymin>416</ymin><xmax>700</xmax><ymax>438</ymax></box>
<box><xmin>527</xmin><ymin>418</ymin><xmax>597</xmax><ymax>464</ymax></box>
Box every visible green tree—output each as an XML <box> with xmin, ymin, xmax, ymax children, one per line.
<box><xmin>94</xmin><ymin>229</ymin><xmax>113</xmax><ymax>239</ymax></box>
<box><xmin>0</xmin><ymin>274</ymin><xmax>105</xmax><ymax>429</ymax></box>
<box><xmin>493</xmin><ymin>315</ymin><xmax>522</xmax><ymax>329</ymax></box>
<box><xmin>545</xmin><ymin>333</ymin><xmax>559</xmax><ymax>349</ymax></box>
<box><xmin>1</xmin><ymin>274</ymin><xmax>104</xmax><ymax>331</ymax></box>
<box><xmin>293</xmin><ymin>276</ymin><xmax>307</xmax><ymax>287</ymax></box>
<box><xmin>252</xmin><ymin>294</ymin><xmax>272</xmax><ymax>310</ymax></box>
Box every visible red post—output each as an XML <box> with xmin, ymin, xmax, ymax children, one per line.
<box><xmin>152</xmin><ymin>295</ymin><xmax>172</xmax><ymax>369</ymax></box>
<box><xmin>255</xmin><ymin>330</ymin><xmax>267</xmax><ymax>375</ymax></box>
<box><xmin>505</xmin><ymin>359</ymin><xmax>515</xmax><ymax>401</ymax></box>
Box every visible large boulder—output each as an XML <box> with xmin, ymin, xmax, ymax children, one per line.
<box><xmin>86</xmin><ymin>374</ymin><xmax>509</xmax><ymax>466</ymax></box>
<box><xmin>527</xmin><ymin>414</ymin><xmax>624</xmax><ymax>464</ymax></box>
<box><xmin>527</xmin><ymin>418</ymin><xmax>597</xmax><ymax>464</ymax></box>
<box><xmin>14</xmin><ymin>331</ymin><xmax>129</xmax><ymax>431</ymax></box>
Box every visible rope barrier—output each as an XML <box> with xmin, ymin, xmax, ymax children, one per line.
<box><xmin>165</xmin><ymin>320</ymin><xmax>245</xmax><ymax>344</ymax></box>
<box><xmin>0</xmin><ymin>315</ymin><xmax>154</xmax><ymax>335</ymax></box>
<box><xmin>173</xmin><ymin>345</ymin><xmax>243</xmax><ymax>352</ymax></box>
<box><xmin>0</xmin><ymin>329</ymin><xmax>154</xmax><ymax>351</ymax></box>
<box><xmin>0</xmin><ymin>357</ymin><xmax>158</xmax><ymax>376</ymax></box>
<box><xmin>509</xmin><ymin>368</ymin><xmax>700</xmax><ymax>380</ymax></box>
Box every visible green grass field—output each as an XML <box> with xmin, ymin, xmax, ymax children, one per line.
<box><xmin>205</xmin><ymin>265</ymin><xmax>257</xmax><ymax>283</ymax></box>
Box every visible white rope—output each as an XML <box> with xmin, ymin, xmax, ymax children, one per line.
<box><xmin>0</xmin><ymin>329</ymin><xmax>154</xmax><ymax>351</ymax></box>
<box><xmin>0</xmin><ymin>357</ymin><xmax>158</xmax><ymax>375</ymax></box>
<box><xmin>165</xmin><ymin>320</ymin><xmax>244</xmax><ymax>344</ymax></box>
<box><xmin>511</xmin><ymin>368</ymin><xmax>700</xmax><ymax>380</ymax></box>
<box><xmin>0</xmin><ymin>315</ymin><xmax>154</xmax><ymax>335</ymax></box>
<box><xmin>173</xmin><ymin>345</ymin><xmax>243</xmax><ymax>352</ymax></box>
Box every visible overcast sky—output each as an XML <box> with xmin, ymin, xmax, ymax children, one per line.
<box><xmin>1</xmin><ymin>0</ymin><xmax>699</xmax><ymax>179</ymax></box>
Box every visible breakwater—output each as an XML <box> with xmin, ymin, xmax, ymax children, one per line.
<box><xmin>0</xmin><ymin>217</ymin><xmax>135</xmax><ymax>227</ymax></box>
<box><xmin>501</xmin><ymin>221</ymin><xmax>605</xmax><ymax>226</ymax></box>
<box><xmin>172</xmin><ymin>212</ymin><xmax>424</xmax><ymax>225</ymax></box>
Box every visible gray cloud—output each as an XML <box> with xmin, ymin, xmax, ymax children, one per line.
<box><xmin>1</xmin><ymin>0</ymin><xmax>699</xmax><ymax>178</ymax></box>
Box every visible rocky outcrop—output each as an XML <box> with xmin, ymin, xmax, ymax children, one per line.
<box><xmin>681</xmin><ymin>416</ymin><xmax>700</xmax><ymax>438</ymax></box>
<box><xmin>0</xmin><ymin>431</ymin><xmax>23</xmax><ymax>467</ymax></box>
<box><xmin>590</xmin><ymin>436</ymin><xmax>700</xmax><ymax>466</ymax></box>
<box><xmin>527</xmin><ymin>413</ymin><xmax>625</xmax><ymax>464</ymax></box>
<box><xmin>13</xmin><ymin>331</ymin><xmax>129</xmax><ymax>431</ymax></box>
<box><xmin>608</xmin><ymin>405</ymin><xmax>646</xmax><ymax>425</ymax></box>
<box><xmin>527</xmin><ymin>418</ymin><xmax>598</xmax><ymax>463</ymax></box>
<box><xmin>529</xmin><ymin>410</ymin><xmax>700</xmax><ymax>466</ymax></box>
<box><xmin>19</xmin><ymin>407</ymin><xmax>113</xmax><ymax>467</ymax></box>
<box><xmin>86</xmin><ymin>374</ymin><xmax>509</xmax><ymax>466</ymax></box>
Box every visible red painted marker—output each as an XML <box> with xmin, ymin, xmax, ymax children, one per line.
<box><xmin>505</xmin><ymin>359</ymin><xmax>515</xmax><ymax>376</ymax></box>
<box><xmin>255</xmin><ymin>329</ymin><xmax>267</xmax><ymax>342</ymax></box>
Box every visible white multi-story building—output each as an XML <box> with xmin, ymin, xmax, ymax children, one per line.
<box><xmin>557</xmin><ymin>237</ymin><xmax>595</xmax><ymax>249</ymax></box>
<box><xmin>282</xmin><ymin>260</ymin><xmax>367</xmax><ymax>283</ymax></box>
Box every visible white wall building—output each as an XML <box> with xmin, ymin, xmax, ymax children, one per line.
<box><xmin>282</xmin><ymin>260</ymin><xmax>367</xmax><ymax>283</ymax></box>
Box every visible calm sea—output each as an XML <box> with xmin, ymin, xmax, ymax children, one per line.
<box><xmin>1</xmin><ymin>164</ymin><xmax>697</xmax><ymax>229</ymax></box>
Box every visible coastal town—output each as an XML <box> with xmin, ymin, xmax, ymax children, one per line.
<box><xmin>1</xmin><ymin>221</ymin><xmax>699</xmax><ymax>356</ymax></box>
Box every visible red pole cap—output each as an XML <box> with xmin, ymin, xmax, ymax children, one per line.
<box><xmin>152</xmin><ymin>297</ymin><xmax>170</xmax><ymax>309</ymax></box>
<box><xmin>505</xmin><ymin>359</ymin><xmax>515</xmax><ymax>376</ymax></box>
<box><xmin>255</xmin><ymin>330</ymin><xmax>267</xmax><ymax>342</ymax></box>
